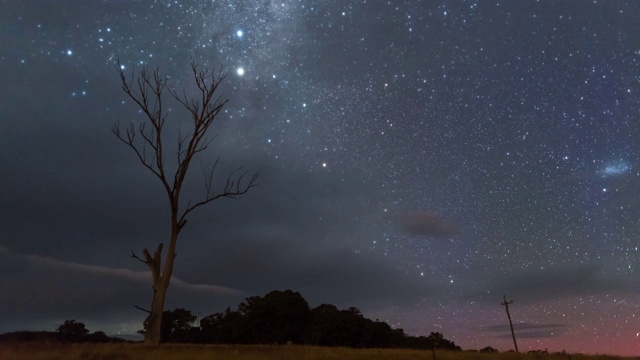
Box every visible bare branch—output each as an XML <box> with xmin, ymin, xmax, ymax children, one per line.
<box><xmin>131</xmin><ymin>250</ymin><xmax>148</xmax><ymax>265</ymax></box>
<box><xmin>177</xmin><ymin>219</ymin><xmax>187</xmax><ymax>232</ymax></box>
<box><xmin>178</xmin><ymin>168</ymin><xmax>260</xmax><ymax>226</ymax></box>
<box><xmin>202</xmin><ymin>157</ymin><xmax>221</xmax><ymax>196</ymax></box>
<box><xmin>134</xmin><ymin>305</ymin><xmax>151</xmax><ymax>314</ymax></box>
<box><xmin>112</xmin><ymin>123</ymin><xmax>164</xmax><ymax>180</ymax></box>
<box><xmin>113</xmin><ymin>58</ymin><xmax>173</xmax><ymax>198</ymax></box>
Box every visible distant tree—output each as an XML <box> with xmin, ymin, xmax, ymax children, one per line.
<box><xmin>55</xmin><ymin>320</ymin><xmax>89</xmax><ymax>342</ymax></box>
<box><xmin>0</xmin><ymin>329</ymin><xmax>125</xmax><ymax>344</ymax></box>
<box><xmin>0</xmin><ymin>331</ymin><xmax>58</xmax><ymax>343</ymax></box>
<box><xmin>85</xmin><ymin>331</ymin><xmax>111</xmax><ymax>343</ymax></box>
<box><xmin>346</xmin><ymin>307</ymin><xmax>363</xmax><ymax>317</ymax></box>
<box><xmin>434</xmin><ymin>336</ymin><xmax>460</xmax><ymax>351</ymax></box>
<box><xmin>306</xmin><ymin>304</ymin><xmax>389</xmax><ymax>348</ymax></box>
<box><xmin>242</xmin><ymin>290</ymin><xmax>310</xmax><ymax>344</ymax></box>
<box><xmin>160</xmin><ymin>308</ymin><xmax>197</xmax><ymax>343</ymax></box>
<box><xmin>396</xmin><ymin>332</ymin><xmax>460</xmax><ymax>351</ymax></box>
<box><xmin>306</xmin><ymin>304</ymin><xmax>340</xmax><ymax>345</ymax></box>
<box><xmin>390</xmin><ymin>328</ymin><xmax>406</xmax><ymax>346</ymax></box>
<box><xmin>480</xmin><ymin>346</ymin><xmax>498</xmax><ymax>353</ymax></box>
<box><xmin>200</xmin><ymin>307</ymin><xmax>250</xmax><ymax>344</ymax></box>
<box><xmin>113</xmin><ymin>60</ymin><xmax>259</xmax><ymax>345</ymax></box>
<box><xmin>364</xmin><ymin>320</ymin><xmax>394</xmax><ymax>348</ymax></box>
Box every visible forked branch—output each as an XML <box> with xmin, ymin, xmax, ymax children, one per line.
<box><xmin>179</xmin><ymin>167</ymin><xmax>260</xmax><ymax>227</ymax></box>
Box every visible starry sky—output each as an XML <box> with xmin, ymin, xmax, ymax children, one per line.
<box><xmin>1</xmin><ymin>0</ymin><xmax>639</xmax><ymax>356</ymax></box>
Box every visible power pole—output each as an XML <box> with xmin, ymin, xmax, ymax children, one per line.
<box><xmin>501</xmin><ymin>295</ymin><xmax>518</xmax><ymax>352</ymax></box>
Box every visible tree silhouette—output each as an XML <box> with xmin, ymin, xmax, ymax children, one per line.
<box><xmin>85</xmin><ymin>331</ymin><xmax>111</xmax><ymax>343</ymax></box>
<box><xmin>181</xmin><ymin>289</ymin><xmax>461</xmax><ymax>350</ymax></box>
<box><xmin>200</xmin><ymin>306</ymin><xmax>251</xmax><ymax>344</ymax></box>
<box><xmin>306</xmin><ymin>305</ymin><xmax>374</xmax><ymax>347</ymax></box>
<box><xmin>55</xmin><ymin>320</ymin><xmax>89</xmax><ymax>342</ymax></box>
<box><xmin>480</xmin><ymin>346</ymin><xmax>498</xmax><ymax>353</ymax></box>
<box><xmin>238</xmin><ymin>290</ymin><xmax>310</xmax><ymax>344</ymax></box>
<box><xmin>160</xmin><ymin>308</ymin><xmax>197</xmax><ymax>343</ymax></box>
<box><xmin>113</xmin><ymin>60</ymin><xmax>259</xmax><ymax>345</ymax></box>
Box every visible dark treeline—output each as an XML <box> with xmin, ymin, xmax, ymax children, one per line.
<box><xmin>0</xmin><ymin>290</ymin><xmax>461</xmax><ymax>351</ymax></box>
<box><xmin>0</xmin><ymin>320</ymin><xmax>126</xmax><ymax>343</ymax></box>
<box><xmin>152</xmin><ymin>289</ymin><xmax>461</xmax><ymax>350</ymax></box>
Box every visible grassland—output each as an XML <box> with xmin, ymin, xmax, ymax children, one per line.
<box><xmin>0</xmin><ymin>343</ymin><xmax>634</xmax><ymax>360</ymax></box>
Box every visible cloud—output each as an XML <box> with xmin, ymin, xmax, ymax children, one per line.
<box><xmin>0</xmin><ymin>246</ymin><xmax>244</xmax><ymax>296</ymax></box>
<box><xmin>482</xmin><ymin>323</ymin><xmax>567</xmax><ymax>339</ymax></box>
<box><xmin>164</xmin><ymin>164</ymin><xmax>445</xmax><ymax>311</ymax></box>
<box><xmin>179</xmin><ymin>229</ymin><xmax>441</xmax><ymax>311</ymax></box>
<box><xmin>396</xmin><ymin>210</ymin><xmax>460</xmax><ymax>237</ymax></box>
<box><xmin>0</xmin><ymin>246</ymin><xmax>246</xmax><ymax>334</ymax></box>
<box><xmin>466</xmin><ymin>263</ymin><xmax>635</xmax><ymax>303</ymax></box>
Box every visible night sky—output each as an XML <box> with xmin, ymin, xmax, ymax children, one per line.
<box><xmin>1</xmin><ymin>0</ymin><xmax>639</xmax><ymax>355</ymax></box>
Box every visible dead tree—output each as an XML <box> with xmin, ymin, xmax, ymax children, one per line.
<box><xmin>113</xmin><ymin>60</ymin><xmax>258</xmax><ymax>345</ymax></box>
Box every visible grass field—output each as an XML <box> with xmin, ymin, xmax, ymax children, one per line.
<box><xmin>0</xmin><ymin>343</ymin><xmax>634</xmax><ymax>360</ymax></box>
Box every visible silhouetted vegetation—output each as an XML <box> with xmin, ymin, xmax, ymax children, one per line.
<box><xmin>0</xmin><ymin>290</ymin><xmax>462</xmax><ymax>352</ymax></box>
<box><xmin>0</xmin><ymin>320</ymin><xmax>125</xmax><ymax>344</ymax></box>
<box><xmin>56</xmin><ymin>320</ymin><xmax>89</xmax><ymax>342</ymax></box>
<box><xmin>480</xmin><ymin>346</ymin><xmax>498</xmax><ymax>353</ymax></box>
<box><xmin>154</xmin><ymin>290</ymin><xmax>460</xmax><ymax>351</ymax></box>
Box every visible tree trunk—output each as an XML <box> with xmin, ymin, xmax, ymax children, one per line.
<box><xmin>143</xmin><ymin>223</ymin><xmax>178</xmax><ymax>345</ymax></box>
<box><xmin>144</xmin><ymin>285</ymin><xmax>166</xmax><ymax>345</ymax></box>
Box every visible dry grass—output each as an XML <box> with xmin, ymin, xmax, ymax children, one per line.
<box><xmin>0</xmin><ymin>342</ymin><xmax>634</xmax><ymax>360</ymax></box>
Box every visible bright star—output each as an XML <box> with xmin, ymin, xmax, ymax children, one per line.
<box><xmin>237</xmin><ymin>67</ymin><xmax>245</xmax><ymax>76</ymax></box>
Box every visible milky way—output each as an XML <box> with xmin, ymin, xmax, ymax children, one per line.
<box><xmin>1</xmin><ymin>0</ymin><xmax>639</xmax><ymax>355</ymax></box>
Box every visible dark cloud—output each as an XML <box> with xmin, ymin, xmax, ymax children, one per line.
<box><xmin>467</xmin><ymin>263</ymin><xmax>634</xmax><ymax>304</ymax></box>
<box><xmin>396</xmin><ymin>211</ymin><xmax>460</xmax><ymax>238</ymax></box>
<box><xmin>172</xmin><ymin>166</ymin><xmax>443</xmax><ymax>311</ymax></box>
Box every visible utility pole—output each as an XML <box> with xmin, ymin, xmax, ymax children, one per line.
<box><xmin>501</xmin><ymin>295</ymin><xmax>518</xmax><ymax>352</ymax></box>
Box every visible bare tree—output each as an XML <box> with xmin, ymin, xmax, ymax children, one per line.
<box><xmin>113</xmin><ymin>60</ymin><xmax>258</xmax><ymax>345</ymax></box>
